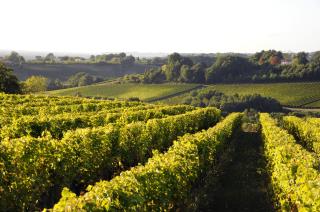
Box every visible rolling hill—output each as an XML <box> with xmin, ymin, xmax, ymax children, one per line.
<box><xmin>156</xmin><ymin>82</ymin><xmax>320</xmax><ymax>108</ymax></box>
<box><xmin>12</xmin><ymin>63</ymin><xmax>157</xmax><ymax>81</ymax></box>
<box><xmin>47</xmin><ymin>82</ymin><xmax>201</xmax><ymax>102</ymax></box>
<box><xmin>48</xmin><ymin>81</ymin><xmax>320</xmax><ymax>107</ymax></box>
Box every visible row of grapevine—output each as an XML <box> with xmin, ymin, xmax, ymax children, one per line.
<box><xmin>260</xmin><ymin>113</ymin><xmax>320</xmax><ymax>211</ymax></box>
<box><xmin>0</xmin><ymin>107</ymin><xmax>220</xmax><ymax>211</ymax></box>
<box><xmin>0</xmin><ymin>100</ymin><xmax>145</xmax><ymax>117</ymax></box>
<box><xmin>0</xmin><ymin>97</ymin><xmax>103</xmax><ymax>106</ymax></box>
<box><xmin>50</xmin><ymin>113</ymin><xmax>242</xmax><ymax>211</ymax></box>
<box><xmin>306</xmin><ymin>117</ymin><xmax>320</xmax><ymax>126</ymax></box>
<box><xmin>0</xmin><ymin>104</ymin><xmax>162</xmax><ymax>130</ymax></box>
<box><xmin>0</xmin><ymin>105</ymin><xmax>194</xmax><ymax>140</ymax></box>
<box><xmin>282</xmin><ymin>116</ymin><xmax>320</xmax><ymax>155</ymax></box>
<box><xmin>0</xmin><ymin>94</ymin><xmax>73</xmax><ymax>102</ymax></box>
<box><xmin>0</xmin><ymin>94</ymin><xmax>104</xmax><ymax>104</ymax></box>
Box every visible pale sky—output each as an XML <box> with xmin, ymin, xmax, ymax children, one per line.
<box><xmin>1</xmin><ymin>0</ymin><xmax>320</xmax><ymax>54</ymax></box>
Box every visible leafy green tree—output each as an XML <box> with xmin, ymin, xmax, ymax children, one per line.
<box><xmin>269</xmin><ymin>55</ymin><xmax>282</xmax><ymax>65</ymax></box>
<box><xmin>44</xmin><ymin>53</ymin><xmax>56</xmax><ymax>63</ymax></box>
<box><xmin>0</xmin><ymin>63</ymin><xmax>21</xmax><ymax>93</ymax></box>
<box><xmin>48</xmin><ymin>79</ymin><xmax>64</xmax><ymax>90</ymax></box>
<box><xmin>179</xmin><ymin>65</ymin><xmax>192</xmax><ymax>82</ymax></box>
<box><xmin>89</xmin><ymin>55</ymin><xmax>96</xmax><ymax>62</ymax></box>
<box><xmin>78</xmin><ymin>74</ymin><xmax>94</xmax><ymax>86</ymax></box>
<box><xmin>168</xmin><ymin>52</ymin><xmax>182</xmax><ymax>64</ymax></box>
<box><xmin>206</xmin><ymin>55</ymin><xmax>254</xmax><ymax>83</ymax></box>
<box><xmin>180</xmin><ymin>57</ymin><xmax>193</xmax><ymax>66</ymax></box>
<box><xmin>293</xmin><ymin>52</ymin><xmax>309</xmax><ymax>65</ymax></box>
<box><xmin>311</xmin><ymin>51</ymin><xmax>320</xmax><ymax>64</ymax></box>
<box><xmin>23</xmin><ymin>76</ymin><xmax>48</xmax><ymax>93</ymax></box>
<box><xmin>191</xmin><ymin>63</ymin><xmax>206</xmax><ymax>83</ymax></box>
<box><xmin>67</xmin><ymin>72</ymin><xmax>102</xmax><ymax>87</ymax></box>
<box><xmin>119</xmin><ymin>52</ymin><xmax>126</xmax><ymax>58</ymax></box>
<box><xmin>165</xmin><ymin>53</ymin><xmax>182</xmax><ymax>81</ymax></box>
<box><xmin>163</xmin><ymin>53</ymin><xmax>194</xmax><ymax>82</ymax></box>
<box><xmin>143</xmin><ymin>68</ymin><xmax>165</xmax><ymax>83</ymax></box>
<box><xmin>120</xmin><ymin>55</ymin><xmax>135</xmax><ymax>65</ymax></box>
<box><xmin>109</xmin><ymin>57</ymin><xmax>121</xmax><ymax>64</ymax></box>
<box><xmin>6</xmin><ymin>51</ymin><xmax>25</xmax><ymax>65</ymax></box>
<box><xmin>250</xmin><ymin>50</ymin><xmax>283</xmax><ymax>65</ymax></box>
<box><xmin>162</xmin><ymin>63</ymin><xmax>181</xmax><ymax>81</ymax></box>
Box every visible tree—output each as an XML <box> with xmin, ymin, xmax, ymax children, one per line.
<box><xmin>179</xmin><ymin>65</ymin><xmax>193</xmax><ymax>82</ymax></box>
<box><xmin>67</xmin><ymin>72</ymin><xmax>102</xmax><ymax>87</ymax></box>
<box><xmin>162</xmin><ymin>63</ymin><xmax>180</xmax><ymax>81</ymax></box>
<box><xmin>119</xmin><ymin>52</ymin><xmax>126</xmax><ymax>58</ymax></box>
<box><xmin>206</xmin><ymin>55</ymin><xmax>254</xmax><ymax>83</ymax></box>
<box><xmin>78</xmin><ymin>74</ymin><xmax>94</xmax><ymax>86</ymax></box>
<box><xmin>0</xmin><ymin>63</ymin><xmax>21</xmax><ymax>93</ymax></box>
<box><xmin>311</xmin><ymin>51</ymin><xmax>320</xmax><ymax>64</ymax></box>
<box><xmin>191</xmin><ymin>63</ymin><xmax>206</xmax><ymax>83</ymax></box>
<box><xmin>109</xmin><ymin>57</ymin><xmax>121</xmax><ymax>64</ymax></box>
<box><xmin>143</xmin><ymin>67</ymin><xmax>165</xmax><ymax>83</ymax></box>
<box><xmin>293</xmin><ymin>52</ymin><xmax>309</xmax><ymax>65</ymax></box>
<box><xmin>23</xmin><ymin>76</ymin><xmax>48</xmax><ymax>93</ymax></box>
<box><xmin>250</xmin><ymin>50</ymin><xmax>283</xmax><ymax>65</ymax></box>
<box><xmin>48</xmin><ymin>79</ymin><xmax>64</xmax><ymax>90</ymax></box>
<box><xmin>89</xmin><ymin>55</ymin><xmax>96</xmax><ymax>62</ymax></box>
<box><xmin>168</xmin><ymin>52</ymin><xmax>182</xmax><ymax>65</ymax></box>
<box><xmin>44</xmin><ymin>53</ymin><xmax>56</xmax><ymax>63</ymax></box>
<box><xmin>6</xmin><ymin>51</ymin><xmax>25</xmax><ymax>65</ymax></box>
<box><xmin>162</xmin><ymin>53</ymin><xmax>195</xmax><ymax>82</ymax></box>
<box><xmin>269</xmin><ymin>56</ymin><xmax>282</xmax><ymax>65</ymax></box>
<box><xmin>180</xmin><ymin>57</ymin><xmax>193</xmax><ymax>66</ymax></box>
<box><xmin>120</xmin><ymin>55</ymin><xmax>135</xmax><ymax>65</ymax></box>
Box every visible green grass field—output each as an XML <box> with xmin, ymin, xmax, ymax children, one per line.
<box><xmin>48</xmin><ymin>82</ymin><xmax>320</xmax><ymax>107</ymax></box>
<box><xmin>47</xmin><ymin>83</ymin><xmax>200</xmax><ymax>101</ymax></box>
<box><xmin>302</xmin><ymin>100</ymin><xmax>320</xmax><ymax>107</ymax></box>
<box><xmin>159</xmin><ymin>82</ymin><xmax>320</xmax><ymax>107</ymax></box>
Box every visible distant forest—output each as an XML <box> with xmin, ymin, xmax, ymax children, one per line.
<box><xmin>177</xmin><ymin>89</ymin><xmax>283</xmax><ymax>113</ymax></box>
<box><xmin>0</xmin><ymin>51</ymin><xmax>159</xmax><ymax>66</ymax></box>
<box><xmin>140</xmin><ymin>50</ymin><xmax>320</xmax><ymax>83</ymax></box>
<box><xmin>2</xmin><ymin>50</ymin><xmax>320</xmax><ymax>85</ymax></box>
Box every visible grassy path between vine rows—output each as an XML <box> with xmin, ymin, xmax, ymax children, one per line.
<box><xmin>197</xmin><ymin>124</ymin><xmax>274</xmax><ymax>211</ymax></box>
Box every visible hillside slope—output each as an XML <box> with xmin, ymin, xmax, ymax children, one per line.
<box><xmin>159</xmin><ymin>82</ymin><xmax>320</xmax><ymax>108</ymax></box>
<box><xmin>47</xmin><ymin>83</ymin><xmax>201</xmax><ymax>101</ymax></box>
<box><xmin>12</xmin><ymin>63</ymin><xmax>157</xmax><ymax>80</ymax></box>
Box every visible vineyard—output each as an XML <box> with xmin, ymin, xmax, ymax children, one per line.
<box><xmin>1</xmin><ymin>94</ymin><xmax>320</xmax><ymax>211</ymax></box>
<box><xmin>160</xmin><ymin>82</ymin><xmax>320</xmax><ymax>108</ymax></box>
<box><xmin>47</xmin><ymin>83</ymin><xmax>200</xmax><ymax>102</ymax></box>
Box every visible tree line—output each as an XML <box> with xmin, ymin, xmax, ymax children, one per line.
<box><xmin>178</xmin><ymin>89</ymin><xmax>282</xmax><ymax>112</ymax></box>
<box><xmin>0</xmin><ymin>62</ymin><xmax>104</xmax><ymax>94</ymax></box>
<box><xmin>142</xmin><ymin>51</ymin><xmax>320</xmax><ymax>83</ymax></box>
<box><xmin>2</xmin><ymin>49</ymin><xmax>320</xmax><ymax>94</ymax></box>
<box><xmin>1</xmin><ymin>52</ymin><xmax>137</xmax><ymax>65</ymax></box>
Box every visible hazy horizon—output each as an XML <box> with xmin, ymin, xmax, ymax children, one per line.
<box><xmin>1</xmin><ymin>0</ymin><xmax>320</xmax><ymax>53</ymax></box>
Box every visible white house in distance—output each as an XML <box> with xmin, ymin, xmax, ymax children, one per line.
<box><xmin>281</xmin><ymin>59</ymin><xmax>291</xmax><ymax>65</ymax></box>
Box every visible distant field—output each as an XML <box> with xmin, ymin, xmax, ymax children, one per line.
<box><xmin>303</xmin><ymin>100</ymin><xmax>320</xmax><ymax>107</ymax></box>
<box><xmin>48</xmin><ymin>82</ymin><xmax>320</xmax><ymax>107</ymax></box>
<box><xmin>160</xmin><ymin>82</ymin><xmax>320</xmax><ymax>107</ymax></box>
<box><xmin>13</xmin><ymin>63</ymin><xmax>157</xmax><ymax>81</ymax></box>
<box><xmin>47</xmin><ymin>83</ymin><xmax>200</xmax><ymax>101</ymax></box>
